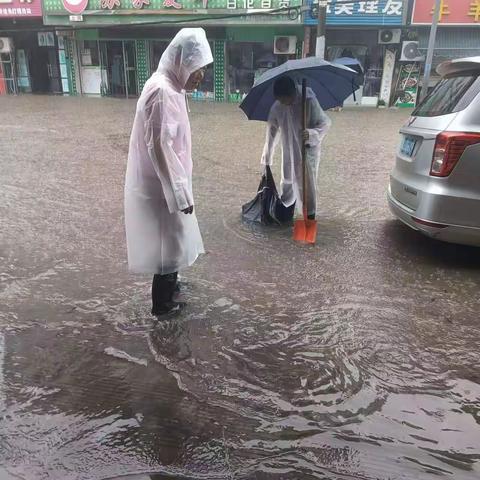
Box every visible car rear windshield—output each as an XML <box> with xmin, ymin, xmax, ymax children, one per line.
<box><xmin>413</xmin><ymin>74</ymin><xmax>479</xmax><ymax>117</ymax></box>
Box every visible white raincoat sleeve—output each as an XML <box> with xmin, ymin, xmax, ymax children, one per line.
<box><xmin>144</xmin><ymin>91</ymin><xmax>194</xmax><ymax>214</ymax></box>
<box><xmin>261</xmin><ymin>104</ymin><xmax>280</xmax><ymax>166</ymax></box>
<box><xmin>306</xmin><ymin>92</ymin><xmax>331</xmax><ymax>147</ymax></box>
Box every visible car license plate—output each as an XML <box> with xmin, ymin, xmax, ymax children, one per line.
<box><xmin>400</xmin><ymin>136</ymin><xmax>416</xmax><ymax>157</ymax></box>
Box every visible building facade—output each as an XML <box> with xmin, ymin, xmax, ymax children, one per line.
<box><xmin>0</xmin><ymin>0</ymin><xmax>71</xmax><ymax>94</ymax></box>
<box><xmin>4</xmin><ymin>0</ymin><xmax>479</xmax><ymax>105</ymax></box>
<box><xmin>39</xmin><ymin>0</ymin><xmax>304</xmax><ymax>100</ymax></box>
<box><xmin>411</xmin><ymin>0</ymin><xmax>480</xmax><ymax>80</ymax></box>
<box><xmin>304</xmin><ymin>0</ymin><xmax>407</xmax><ymax>106</ymax></box>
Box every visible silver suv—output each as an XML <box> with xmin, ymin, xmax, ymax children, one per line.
<box><xmin>388</xmin><ymin>57</ymin><xmax>480</xmax><ymax>247</ymax></box>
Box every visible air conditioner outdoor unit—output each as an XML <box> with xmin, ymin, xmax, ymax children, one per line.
<box><xmin>378</xmin><ymin>29</ymin><xmax>401</xmax><ymax>45</ymax></box>
<box><xmin>400</xmin><ymin>41</ymin><xmax>425</xmax><ymax>62</ymax></box>
<box><xmin>0</xmin><ymin>37</ymin><xmax>13</xmax><ymax>54</ymax></box>
<box><xmin>274</xmin><ymin>36</ymin><xmax>297</xmax><ymax>55</ymax></box>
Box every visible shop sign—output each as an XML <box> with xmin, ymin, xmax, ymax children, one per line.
<box><xmin>47</xmin><ymin>0</ymin><xmax>300</xmax><ymax>14</ymax></box>
<box><xmin>163</xmin><ymin>0</ymin><xmax>181</xmax><ymax>7</ymax></box>
<box><xmin>100</xmin><ymin>0</ymin><xmax>150</xmax><ymax>9</ymax></box>
<box><xmin>412</xmin><ymin>0</ymin><xmax>480</xmax><ymax>25</ymax></box>
<box><xmin>379</xmin><ymin>48</ymin><xmax>395</xmax><ymax>105</ymax></box>
<box><xmin>62</xmin><ymin>0</ymin><xmax>89</xmax><ymax>14</ymax></box>
<box><xmin>38</xmin><ymin>31</ymin><xmax>55</xmax><ymax>46</ymax></box>
<box><xmin>304</xmin><ymin>0</ymin><xmax>404</xmax><ymax>26</ymax></box>
<box><xmin>0</xmin><ymin>0</ymin><xmax>42</xmax><ymax>17</ymax></box>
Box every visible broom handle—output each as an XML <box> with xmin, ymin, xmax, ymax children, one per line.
<box><xmin>301</xmin><ymin>79</ymin><xmax>307</xmax><ymax>218</ymax></box>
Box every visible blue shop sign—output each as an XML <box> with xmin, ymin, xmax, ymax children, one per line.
<box><xmin>304</xmin><ymin>0</ymin><xmax>404</xmax><ymax>26</ymax></box>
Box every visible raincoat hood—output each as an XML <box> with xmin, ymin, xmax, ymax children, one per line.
<box><xmin>157</xmin><ymin>28</ymin><xmax>213</xmax><ymax>89</ymax></box>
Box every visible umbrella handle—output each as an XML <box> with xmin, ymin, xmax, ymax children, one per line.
<box><xmin>301</xmin><ymin>79</ymin><xmax>307</xmax><ymax>218</ymax></box>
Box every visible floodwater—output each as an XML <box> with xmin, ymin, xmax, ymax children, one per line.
<box><xmin>0</xmin><ymin>97</ymin><xmax>479</xmax><ymax>480</ymax></box>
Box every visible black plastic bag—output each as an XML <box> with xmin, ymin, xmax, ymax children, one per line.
<box><xmin>242</xmin><ymin>166</ymin><xmax>295</xmax><ymax>225</ymax></box>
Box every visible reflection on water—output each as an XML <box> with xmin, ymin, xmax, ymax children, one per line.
<box><xmin>0</xmin><ymin>99</ymin><xmax>479</xmax><ymax>480</ymax></box>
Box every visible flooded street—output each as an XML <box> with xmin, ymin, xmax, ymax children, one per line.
<box><xmin>1</xmin><ymin>96</ymin><xmax>480</xmax><ymax>480</ymax></box>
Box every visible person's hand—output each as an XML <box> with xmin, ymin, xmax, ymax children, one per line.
<box><xmin>182</xmin><ymin>206</ymin><xmax>194</xmax><ymax>215</ymax></box>
<box><xmin>302</xmin><ymin>130</ymin><xmax>310</xmax><ymax>142</ymax></box>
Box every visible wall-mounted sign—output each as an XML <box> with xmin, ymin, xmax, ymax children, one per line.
<box><xmin>0</xmin><ymin>0</ymin><xmax>42</xmax><ymax>17</ymax></box>
<box><xmin>43</xmin><ymin>0</ymin><xmax>301</xmax><ymax>24</ymax></box>
<box><xmin>304</xmin><ymin>0</ymin><xmax>404</xmax><ymax>26</ymax></box>
<box><xmin>163</xmin><ymin>0</ymin><xmax>182</xmax><ymax>7</ymax></box>
<box><xmin>132</xmin><ymin>0</ymin><xmax>150</xmax><ymax>8</ymax></box>
<box><xmin>38</xmin><ymin>31</ymin><xmax>55</xmax><ymax>46</ymax></box>
<box><xmin>412</xmin><ymin>0</ymin><xmax>480</xmax><ymax>25</ymax></box>
<box><xmin>101</xmin><ymin>0</ymin><xmax>119</xmax><ymax>8</ymax></box>
<box><xmin>46</xmin><ymin>0</ymin><xmax>298</xmax><ymax>14</ymax></box>
<box><xmin>379</xmin><ymin>48</ymin><xmax>395</xmax><ymax>105</ymax></box>
<box><xmin>62</xmin><ymin>0</ymin><xmax>88</xmax><ymax>14</ymax></box>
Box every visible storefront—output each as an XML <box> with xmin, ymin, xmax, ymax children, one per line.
<box><xmin>225</xmin><ymin>24</ymin><xmax>301</xmax><ymax>100</ymax></box>
<box><xmin>0</xmin><ymin>0</ymin><xmax>69</xmax><ymax>94</ymax></box>
<box><xmin>42</xmin><ymin>0</ymin><xmax>303</xmax><ymax>100</ymax></box>
<box><xmin>75</xmin><ymin>35</ymin><xmax>141</xmax><ymax>97</ymax></box>
<box><xmin>304</xmin><ymin>0</ymin><xmax>407</xmax><ymax>106</ymax></box>
<box><xmin>411</xmin><ymin>0</ymin><xmax>480</xmax><ymax>90</ymax></box>
<box><xmin>72</xmin><ymin>30</ymin><xmax>217</xmax><ymax>98</ymax></box>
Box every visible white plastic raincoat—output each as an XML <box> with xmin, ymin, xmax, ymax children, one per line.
<box><xmin>261</xmin><ymin>87</ymin><xmax>331</xmax><ymax>216</ymax></box>
<box><xmin>125</xmin><ymin>28</ymin><xmax>213</xmax><ymax>274</ymax></box>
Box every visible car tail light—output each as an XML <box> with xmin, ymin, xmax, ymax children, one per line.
<box><xmin>430</xmin><ymin>132</ymin><xmax>480</xmax><ymax>177</ymax></box>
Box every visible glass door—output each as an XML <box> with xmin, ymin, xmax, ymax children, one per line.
<box><xmin>47</xmin><ymin>48</ymin><xmax>62</xmax><ymax>94</ymax></box>
<box><xmin>101</xmin><ymin>40</ymin><xmax>137</xmax><ymax>98</ymax></box>
<box><xmin>123</xmin><ymin>41</ymin><xmax>137</xmax><ymax>98</ymax></box>
<box><xmin>106</xmin><ymin>41</ymin><xmax>125</xmax><ymax>97</ymax></box>
<box><xmin>0</xmin><ymin>52</ymin><xmax>17</xmax><ymax>94</ymax></box>
<box><xmin>16</xmin><ymin>49</ymin><xmax>31</xmax><ymax>93</ymax></box>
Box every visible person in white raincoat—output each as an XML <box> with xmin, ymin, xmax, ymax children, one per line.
<box><xmin>261</xmin><ymin>76</ymin><xmax>331</xmax><ymax>220</ymax></box>
<box><xmin>124</xmin><ymin>28</ymin><xmax>213</xmax><ymax>316</ymax></box>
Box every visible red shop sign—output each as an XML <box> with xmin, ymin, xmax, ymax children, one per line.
<box><xmin>412</xmin><ymin>0</ymin><xmax>480</xmax><ymax>25</ymax></box>
<box><xmin>0</xmin><ymin>0</ymin><xmax>42</xmax><ymax>17</ymax></box>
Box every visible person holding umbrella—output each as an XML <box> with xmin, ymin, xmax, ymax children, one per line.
<box><xmin>261</xmin><ymin>75</ymin><xmax>331</xmax><ymax>221</ymax></box>
<box><xmin>240</xmin><ymin>57</ymin><xmax>360</xmax><ymax>242</ymax></box>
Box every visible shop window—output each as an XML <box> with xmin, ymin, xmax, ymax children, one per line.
<box><xmin>327</xmin><ymin>44</ymin><xmax>384</xmax><ymax>98</ymax></box>
<box><xmin>227</xmin><ymin>42</ymin><xmax>286</xmax><ymax>96</ymax></box>
<box><xmin>363</xmin><ymin>45</ymin><xmax>384</xmax><ymax>97</ymax></box>
<box><xmin>151</xmin><ymin>40</ymin><xmax>214</xmax><ymax>97</ymax></box>
<box><xmin>150</xmin><ymin>40</ymin><xmax>170</xmax><ymax>72</ymax></box>
<box><xmin>200</xmin><ymin>62</ymin><xmax>213</xmax><ymax>96</ymax></box>
<box><xmin>80</xmin><ymin>41</ymin><xmax>100</xmax><ymax>67</ymax></box>
<box><xmin>327</xmin><ymin>45</ymin><xmax>368</xmax><ymax>69</ymax></box>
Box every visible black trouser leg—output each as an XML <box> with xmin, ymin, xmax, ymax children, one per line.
<box><xmin>151</xmin><ymin>272</ymin><xmax>178</xmax><ymax>315</ymax></box>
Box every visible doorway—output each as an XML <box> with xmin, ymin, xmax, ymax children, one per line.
<box><xmin>28</xmin><ymin>47</ymin><xmax>61</xmax><ymax>94</ymax></box>
<box><xmin>0</xmin><ymin>52</ymin><xmax>17</xmax><ymax>94</ymax></box>
<box><xmin>102</xmin><ymin>40</ymin><xmax>138</xmax><ymax>98</ymax></box>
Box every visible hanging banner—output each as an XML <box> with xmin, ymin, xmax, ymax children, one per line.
<box><xmin>380</xmin><ymin>48</ymin><xmax>396</xmax><ymax>105</ymax></box>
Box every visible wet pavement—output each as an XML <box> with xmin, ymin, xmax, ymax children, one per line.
<box><xmin>1</xmin><ymin>96</ymin><xmax>480</xmax><ymax>480</ymax></box>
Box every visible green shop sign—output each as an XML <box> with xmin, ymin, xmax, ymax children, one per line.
<box><xmin>43</xmin><ymin>0</ymin><xmax>302</xmax><ymax>24</ymax></box>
